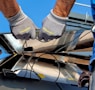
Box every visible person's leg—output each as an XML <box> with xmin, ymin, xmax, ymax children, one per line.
<box><xmin>39</xmin><ymin>0</ymin><xmax>75</xmax><ymax>41</ymax></box>
<box><xmin>0</xmin><ymin>0</ymin><xmax>37</xmax><ymax>40</ymax></box>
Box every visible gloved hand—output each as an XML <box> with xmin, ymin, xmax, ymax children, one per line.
<box><xmin>8</xmin><ymin>8</ymin><xmax>37</xmax><ymax>40</ymax></box>
<box><xmin>38</xmin><ymin>10</ymin><xmax>67</xmax><ymax>42</ymax></box>
<box><xmin>78</xmin><ymin>71</ymin><xmax>91</xmax><ymax>87</ymax></box>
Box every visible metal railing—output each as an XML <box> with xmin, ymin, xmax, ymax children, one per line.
<box><xmin>75</xmin><ymin>2</ymin><xmax>91</xmax><ymax>8</ymax></box>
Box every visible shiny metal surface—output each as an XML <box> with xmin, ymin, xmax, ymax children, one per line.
<box><xmin>11</xmin><ymin>55</ymin><xmax>83</xmax><ymax>85</ymax></box>
<box><xmin>4</xmin><ymin>34</ymin><xmax>23</xmax><ymax>54</ymax></box>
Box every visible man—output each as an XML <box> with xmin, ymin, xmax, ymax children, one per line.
<box><xmin>89</xmin><ymin>0</ymin><xmax>95</xmax><ymax>72</ymax></box>
<box><xmin>0</xmin><ymin>0</ymin><xmax>75</xmax><ymax>41</ymax></box>
<box><xmin>88</xmin><ymin>0</ymin><xmax>95</xmax><ymax>90</ymax></box>
<box><xmin>78</xmin><ymin>0</ymin><xmax>95</xmax><ymax>90</ymax></box>
<box><xmin>1</xmin><ymin>0</ymin><xmax>94</xmax><ymax>88</ymax></box>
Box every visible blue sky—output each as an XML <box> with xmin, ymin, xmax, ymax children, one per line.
<box><xmin>0</xmin><ymin>0</ymin><xmax>92</xmax><ymax>59</ymax></box>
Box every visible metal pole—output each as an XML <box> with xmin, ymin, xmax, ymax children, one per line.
<box><xmin>75</xmin><ymin>2</ymin><xmax>91</xmax><ymax>8</ymax></box>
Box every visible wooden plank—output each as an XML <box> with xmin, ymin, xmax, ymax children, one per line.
<box><xmin>71</xmin><ymin>47</ymin><xmax>92</xmax><ymax>52</ymax></box>
<box><xmin>24</xmin><ymin>53</ymin><xmax>60</xmax><ymax>61</ymax></box>
<box><xmin>24</xmin><ymin>52</ymin><xmax>89</xmax><ymax>65</ymax></box>
<box><xmin>64</xmin><ymin>56</ymin><xmax>89</xmax><ymax>65</ymax></box>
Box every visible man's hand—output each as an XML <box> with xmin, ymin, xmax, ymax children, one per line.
<box><xmin>0</xmin><ymin>0</ymin><xmax>37</xmax><ymax>40</ymax></box>
<box><xmin>38</xmin><ymin>10</ymin><xmax>66</xmax><ymax>42</ymax></box>
<box><xmin>38</xmin><ymin>0</ymin><xmax>75</xmax><ymax>42</ymax></box>
<box><xmin>8</xmin><ymin>8</ymin><xmax>37</xmax><ymax>40</ymax></box>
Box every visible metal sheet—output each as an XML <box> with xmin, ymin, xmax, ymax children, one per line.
<box><xmin>11</xmin><ymin>56</ymin><xmax>83</xmax><ymax>85</ymax></box>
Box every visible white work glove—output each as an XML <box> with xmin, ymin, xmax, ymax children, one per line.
<box><xmin>38</xmin><ymin>10</ymin><xmax>67</xmax><ymax>42</ymax></box>
<box><xmin>8</xmin><ymin>7</ymin><xmax>37</xmax><ymax>40</ymax></box>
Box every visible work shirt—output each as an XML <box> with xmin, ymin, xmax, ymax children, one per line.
<box><xmin>89</xmin><ymin>32</ymin><xmax>95</xmax><ymax>72</ymax></box>
<box><xmin>89</xmin><ymin>0</ymin><xmax>95</xmax><ymax>72</ymax></box>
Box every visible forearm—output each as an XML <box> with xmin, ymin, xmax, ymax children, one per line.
<box><xmin>0</xmin><ymin>0</ymin><xmax>20</xmax><ymax>18</ymax></box>
<box><xmin>53</xmin><ymin>0</ymin><xmax>75</xmax><ymax>17</ymax></box>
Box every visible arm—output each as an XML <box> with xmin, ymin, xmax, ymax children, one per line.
<box><xmin>53</xmin><ymin>0</ymin><xmax>75</xmax><ymax>17</ymax></box>
<box><xmin>0</xmin><ymin>0</ymin><xmax>37</xmax><ymax>40</ymax></box>
<box><xmin>39</xmin><ymin>0</ymin><xmax>75</xmax><ymax>41</ymax></box>
<box><xmin>0</xmin><ymin>0</ymin><xmax>20</xmax><ymax>18</ymax></box>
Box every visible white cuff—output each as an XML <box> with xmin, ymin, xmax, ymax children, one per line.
<box><xmin>8</xmin><ymin>7</ymin><xmax>27</xmax><ymax>26</ymax></box>
<box><xmin>48</xmin><ymin>9</ymin><xmax>68</xmax><ymax>24</ymax></box>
